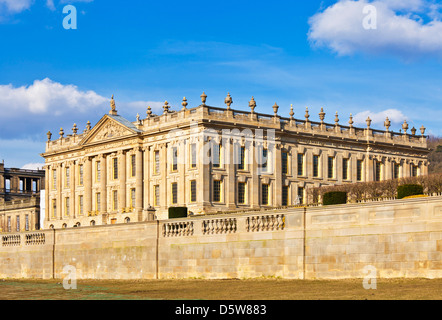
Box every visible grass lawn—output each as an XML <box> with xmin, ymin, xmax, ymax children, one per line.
<box><xmin>0</xmin><ymin>278</ymin><xmax>441</xmax><ymax>300</ymax></box>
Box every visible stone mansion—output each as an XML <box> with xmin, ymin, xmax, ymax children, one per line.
<box><xmin>41</xmin><ymin>93</ymin><xmax>430</xmax><ymax>228</ymax></box>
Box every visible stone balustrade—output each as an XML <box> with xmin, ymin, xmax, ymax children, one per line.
<box><xmin>25</xmin><ymin>233</ymin><xmax>46</xmax><ymax>245</ymax></box>
<box><xmin>246</xmin><ymin>214</ymin><xmax>286</xmax><ymax>232</ymax></box>
<box><xmin>2</xmin><ymin>234</ymin><xmax>21</xmax><ymax>247</ymax></box>
<box><xmin>2</xmin><ymin>232</ymin><xmax>48</xmax><ymax>246</ymax></box>
<box><xmin>163</xmin><ymin>221</ymin><xmax>194</xmax><ymax>237</ymax></box>
<box><xmin>45</xmin><ymin>103</ymin><xmax>428</xmax><ymax>153</ymax></box>
<box><xmin>202</xmin><ymin>218</ymin><xmax>237</xmax><ymax>235</ymax></box>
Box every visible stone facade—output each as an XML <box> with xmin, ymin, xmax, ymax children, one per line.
<box><xmin>41</xmin><ymin>94</ymin><xmax>430</xmax><ymax>228</ymax></box>
<box><xmin>0</xmin><ymin>196</ymin><xmax>441</xmax><ymax>280</ymax></box>
<box><xmin>0</xmin><ymin>163</ymin><xmax>45</xmax><ymax>232</ymax></box>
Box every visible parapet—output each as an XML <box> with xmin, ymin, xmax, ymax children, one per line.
<box><xmin>44</xmin><ymin>93</ymin><xmax>429</xmax><ymax>153</ymax></box>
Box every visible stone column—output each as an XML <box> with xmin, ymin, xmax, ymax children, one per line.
<box><xmin>385</xmin><ymin>158</ymin><xmax>393</xmax><ymax>180</ymax></box>
<box><xmin>84</xmin><ymin>157</ymin><xmax>92</xmax><ymax>216</ymax></box>
<box><xmin>366</xmin><ymin>156</ymin><xmax>374</xmax><ymax>182</ymax></box>
<box><xmin>403</xmin><ymin>160</ymin><xmax>411</xmax><ymax>178</ymax></box>
<box><xmin>351</xmin><ymin>156</ymin><xmax>357</xmax><ymax>183</ymax></box>
<box><xmin>70</xmin><ymin>161</ymin><xmax>76</xmax><ymax>218</ymax></box>
<box><xmin>100</xmin><ymin>154</ymin><xmax>107</xmax><ymax>215</ymax></box>
<box><xmin>250</xmin><ymin>141</ymin><xmax>260</xmax><ymax>209</ymax></box>
<box><xmin>143</xmin><ymin>146</ymin><xmax>150</xmax><ymax>210</ymax></box>
<box><xmin>306</xmin><ymin>149</ymin><xmax>312</xmax><ymax>179</ymax></box>
<box><xmin>274</xmin><ymin>144</ymin><xmax>282</xmax><ymax>207</ymax></box>
<box><xmin>422</xmin><ymin>162</ymin><xmax>429</xmax><ymax>176</ymax></box>
<box><xmin>12</xmin><ymin>176</ymin><xmax>19</xmax><ymax>194</ymax></box>
<box><xmin>226</xmin><ymin>138</ymin><xmax>236</xmax><ymax>209</ymax></box>
<box><xmin>135</xmin><ymin>147</ymin><xmax>143</xmax><ymax>217</ymax></box>
<box><xmin>57</xmin><ymin>164</ymin><xmax>63</xmax><ymax>220</ymax></box>
<box><xmin>0</xmin><ymin>172</ymin><xmax>4</xmax><ymax>192</ymax></box>
<box><xmin>160</xmin><ymin>144</ymin><xmax>168</xmax><ymax>212</ymax></box>
<box><xmin>322</xmin><ymin>152</ymin><xmax>328</xmax><ymax>180</ymax></box>
<box><xmin>336</xmin><ymin>153</ymin><xmax>343</xmax><ymax>183</ymax></box>
<box><xmin>118</xmin><ymin>150</ymin><xmax>127</xmax><ymax>211</ymax></box>
<box><xmin>45</xmin><ymin>165</ymin><xmax>50</xmax><ymax>222</ymax></box>
<box><xmin>198</xmin><ymin>138</ymin><xmax>211</xmax><ymax>212</ymax></box>
<box><xmin>178</xmin><ymin>142</ymin><xmax>186</xmax><ymax>206</ymax></box>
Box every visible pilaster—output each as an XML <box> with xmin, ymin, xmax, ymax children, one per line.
<box><xmin>118</xmin><ymin>150</ymin><xmax>127</xmax><ymax>211</ymax></box>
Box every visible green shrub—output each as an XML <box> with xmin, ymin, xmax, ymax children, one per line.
<box><xmin>323</xmin><ymin>191</ymin><xmax>347</xmax><ymax>206</ymax></box>
<box><xmin>168</xmin><ymin>207</ymin><xmax>188</xmax><ymax>219</ymax></box>
<box><xmin>397</xmin><ymin>184</ymin><xmax>424</xmax><ymax>199</ymax></box>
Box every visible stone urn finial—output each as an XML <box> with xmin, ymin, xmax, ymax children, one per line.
<box><xmin>305</xmin><ymin>107</ymin><xmax>310</xmax><ymax>121</ymax></box>
<box><xmin>289</xmin><ymin>104</ymin><xmax>294</xmax><ymax>119</ymax></box>
<box><xmin>349</xmin><ymin>114</ymin><xmax>354</xmax><ymax>128</ymax></box>
<box><xmin>411</xmin><ymin>127</ymin><xmax>417</xmax><ymax>136</ymax></box>
<box><xmin>319</xmin><ymin>107</ymin><xmax>326</xmax><ymax>123</ymax></box>
<box><xmin>366</xmin><ymin>117</ymin><xmax>372</xmax><ymax>128</ymax></box>
<box><xmin>249</xmin><ymin>97</ymin><xmax>256</xmax><ymax>113</ymax></box>
<box><xmin>72</xmin><ymin>123</ymin><xmax>78</xmax><ymax>135</ymax></box>
<box><xmin>420</xmin><ymin>125</ymin><xmax>426</xmax><ymax>136</ymax></box>
<box><xmin>86</xmin><ymin>121</ymin><xmax>91</xmax><ymax>132</ymax></box>
<box><xmin>200</xmin><ymin>92</ymin><xmax>207</xmax><ymax>106</ymax></box>
<box><xmin>59</xmin><ymin>128</ymin><xmax>64</xmax><ymax>138</ymax></box>
<box><xmin>47</xmin><ymin>131</ymin><xmax>52</xmax><ymax>141</ymax></box>
<box><xmin>146</xmin><ymin>105</ymin><xmax>152</xmax><ymax>118</ymax></box>
<box><xmin>182</xmin><ymin>97</ymin><xmax>188</xmax><ymax>111</ymax></box>
<box><xmin>334</xmin><ymin>111</ymin><xmax>339</xmax><ymax>126</ymax></box>
<box><xmin>163</xmin><ymin>101</ymin><xmax>170</xmax><ymax>114</ymax></box>
<box><xmin>402</xmin><ymin>120</ymin><xmax>409</xmax><ymax>134</ymax></box>
<box><xmin>384</xmin><ymin>117</ymin><xmax>391</xmax><ymax>131</ymax></box>
<box><xmin>225</xmin><ymin>93</ymin><xmax>233</xmax><ymax>110</ymax></box>
<box><xmin>272</xmin><ymin>103</ymin><xmax>279</xmax><ymax>116</ymax></box>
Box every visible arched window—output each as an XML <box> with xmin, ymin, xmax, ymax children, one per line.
<box><xmin>124</xmin><ymin>217</ymin><xmax>130</xmax><ymax>223</ymax></box>
<box><xmin>62</xmin><ymin>223</ymin><xmax>67</xmax><ymax>229</ymax></box>
<box><xmin>90</xmin><ymin>220</ymin><xmax>95</xmax><ymax>226</ymax></box>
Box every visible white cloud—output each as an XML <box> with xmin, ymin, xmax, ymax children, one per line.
<box><xmin>0</xmin><ymin>79</ymin><xmax>165</xmax><ymax>167</ymax></box>
<box><xmin>380</xmin><ymin>0</ymin><xmax>426</xmax><ymax>11</ymax></box>
<box><xmin>353</xmin><ymin>108</ymin><xmax>408</xmax><ymax>127</ymax></box>
<box><xmin>0</xmin><ymin>78</ymin><xmax>108</xmax><ymax>116</ymax></box>
<box><xmin>308</xmin><ymin>0</ymin><xmax>442</xmax><ymax>59</ymax></box>
<box><xmin>0</xmin><ymin>0</ymin><xmax>94</xmax><ymax>16</ymax></box>
<box><xmin>46</xmin><ymin>0</ymin><xmax>55</xmax><ymax>11</ymax></box>
<box><xmin>0</xmin><ymin>0</ymin><xmax>33</xmax><ymax>14</ymax></box>
<box><xmin>21</xmin><ymin>163</ymin><xmax>45</xmax><ymax>170</ymax></box>
<box><xmin>0</xmin><ymin>78</ymin><xmax>167</xmax><ymax>119</ymax></box>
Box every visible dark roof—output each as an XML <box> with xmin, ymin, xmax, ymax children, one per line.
<box><xmin>108</xmin><ymin>114</ymin><xmax>142</xmax><ymax>133</ymax></box>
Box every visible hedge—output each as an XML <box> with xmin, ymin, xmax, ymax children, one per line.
<box><xmin>397</xmin><ymin>184</ymin><xmax>424</xmax><ymax>199</ymax></box>
<box><xmin>307</xmin><ymin>173</ymin><xmax>442</xmax><ymax>205</ymax></box>
<box><xmin>323</xmin><ymin>191</ymin><xmax>347</xmax><ymax>206</ymax></box>
<box><xmin>168</xmin><ymin>207</ymin><xmax>188</xmax><ymax>219</ymax></box>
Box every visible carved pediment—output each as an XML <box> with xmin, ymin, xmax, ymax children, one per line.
<box><xmin>80</xmin><ymin>115</ymin><xmax>139</xmax><ymax>146</ymax></box>
<box><xmin>91</xmin><ymin>122</ymin><xmax>133</xmax><ymax>142</ymax></box>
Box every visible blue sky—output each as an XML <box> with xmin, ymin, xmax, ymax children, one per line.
<box><xmin>0</xmin><ymin>0</ymin><xmax>441</xmax><ymax>168</ymax></box>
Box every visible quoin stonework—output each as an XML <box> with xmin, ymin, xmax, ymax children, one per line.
<box><xmin>41</xmin><ymin>93</ymin><xmax>430</xmax><ymax>229</ymax></box>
